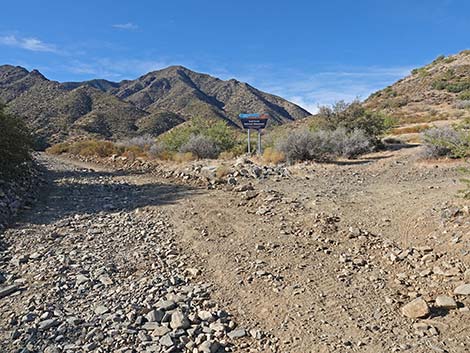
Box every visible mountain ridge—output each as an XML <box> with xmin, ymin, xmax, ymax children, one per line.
<box><xmin>364</xmin><ymin>50</ymin><xmax>470</xmax><ymax>123</ymax></box>
<box><xmin>0</xmin><ymin>64</ymin><xmax>310</xmax><ymax>146</ymax></box>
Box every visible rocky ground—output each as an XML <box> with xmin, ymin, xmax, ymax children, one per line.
<box><xmin>1</xmin><ymin>146</ymin><xmax>470</xmax><ymax>353</ymax></box>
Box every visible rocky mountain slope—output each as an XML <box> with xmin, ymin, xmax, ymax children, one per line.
<box><xmin>0</xmin><ymin>65</ymin><xmax>310</xmax><ymax>146</ymax></box>
<box><xmin>364</xmin><ymin>50</ymin><xmax>470</xmax><ymax>123</ymax></box>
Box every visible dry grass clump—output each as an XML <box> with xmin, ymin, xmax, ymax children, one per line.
<box><xmin>263</xmin><ymin>147</ymin><xmax>285</xmax><ymax>164</ymax></box>
<box><xmin>391</xmin><ymin>124</ymin><xmax>432</xmax><ymax>135</ymax></box>
<box><xmin>172</xmin><ymin>152</ymin><xmax>196</xmax><ymax>163</ymax></box>
<box><xmin>46</xmin><ymin>140</ymin><xmax>120</xmax><ymax>158</ymax></box>
<box><xmin>215</xmin><ymin>165</ymin><xmax>231</xmax><ymax>179</ymax></box>
<box><xmin>46</xmin><ymin>139</ymin><xmax>151</xmax><ymax>159</ymax></box>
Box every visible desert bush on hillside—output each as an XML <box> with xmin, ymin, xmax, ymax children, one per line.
<box><xmin>315</xmin><ymin>100</ymin><xmax>389</xmax><ymax>140</ymax></box>
<box><xmin>0</xmin><ymin>105</ymin><xmax>33</xmax><ymax>179</ymax></box>
<box><xmin>159</xmin><ymin>117</ymin><xmax>238</xmax><ymax>154</ymax></box>
<box><xmin>391</xmin><ymin>124</ymin><xmax>432</xmax><ymax>135</ymax></box>
<box><xmin>329</xmin><ymin>128</ymin><xmax>373</xmax><ymax>158</ymax></box>
<box><xmin>148</xmin><ymin>142</ymin><xmax>171</xmax><ymax>160</ymax></box>
<box><xmin>458</xmin><ymin>91</ymin><xmax>470</xmax><ymax>101</ymax></box>
<box><xmin>46</xmin><ymin>140</ymin><xmax>120</xmax><ymax>158</ymax></box>
<box><xmin>117</xmin><ymin>135</ymin><xmax>155</xmax><ymax>149</ymax></box>
<box><xmin>172</xmin><ymin>152</ymin><xmax>196</xmax><ymax>163</ymax></box>
<box><xmin>277</xmin><ymin>130</ymin><xmax>320</xmax><ymax>162</ymax></box>
<box><xmin>277</xmin><ymin>127</ymin><xmax>373</xmax><ymax>163</ymax></box>
<box><xmin>69</xmin><ymin>140</ymin><xmax>119</xmax><ymax>157</ymax></box>
<box><xmin>263</xmin><ymin>147</ymin><xmax>286</xmax><ymax>164</ymax></box>
<box><xmin>420</xmin><ymin>126</ymin><xmax>468</xmax><ymax>158</ymax></box>
<box><xmin>459</xmin><ymin>176</ymin><xmax>470</xmax><ymax>199</ymax></box>
<box><xmin>179</xmin><ymin>134</ymin><xmax>219</xmax><ymax>159</ymax></box>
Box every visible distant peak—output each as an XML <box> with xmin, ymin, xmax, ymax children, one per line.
<box><xmin>0</xmin><ymin>64</ymin><xmax>29</xmax><ymax>73</ymax></box>
<box><xmin>29</xmin><ymin>69</ymin><xmax>47</xmax><ymax>80</ymax></box>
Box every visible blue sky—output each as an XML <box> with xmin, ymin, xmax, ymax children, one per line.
<box><xmin>1</xmin><ymin>0</ymin><xmax>469</xmax><ymax>113</ymax></box>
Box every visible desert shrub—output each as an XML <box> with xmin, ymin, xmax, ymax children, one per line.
<box><xmin>383</xmin><ymin>115</ymin><xmax>399</xmax><ymax>129</ymax></box>
<box><xmin>421</xmin><ymin>126</ymin><xmax>465</xmax><ymax>158</ymax></box>
<box><xmin>459</xmin><ymin>175</ymin><xmax>470</xmax><ymax>199</ymax></box>
<box><xmin>158</xmin><ymin>117</ymin><xmax>237</xmax><ymax>154</ymax></box>
<box><xmin>432</xmin><ymin>80</ymin><xmax>448</xmax><ymax>90</ymax></box>
<box><xmin>329</xmin><ymin>128</ymin><xmax>373</xmax><ymax>158</ymax></box>
<box><xmin>117</xmin><ymin>135</ymin><xmax>155</xmax><ymax>149</ymax></box>
<box><xmin>148</xmin><ymin>142</ymin><xmax>172</xmax><ymax>160</ymax></box>
<box><xmin>47</xmin><ymin>139</ymin><xmax>120</xmax><ymax>158</ymax></box>
<box><xmin>458</xmin><ymin>91</ymin><xmax>470</xmax><ymax>101</ymax></box>
<box><xmin>71</xmin><ymin>140</ymin><xmax>119</xmax><ymax>157</ymax></box>
<box><xmin>391</xmin><ymin>124</ymin><xmax>431</xmax><ymax>135</ymax></box>
<box><xmin>277</xmin><ymin>128</ymin><xmax>372</xmax><ymax>163</ymax></box>
<box><xmin>316</xmin><ymin>100</ymin><xmax>387</xmax><ymax>140</ymax></box>
<box><xmin>172</xmin><ymin>152</ymin><xmax>196</xmax><ymax>163</ymax></box>
<box><xmin>412</xmin><ymin>67</ymin><xmax>430</xmax><ymax>77</ymax></box>
<box><xmin>159</xmin><ymin>126</ymin><xmax>193</xmax><ymax>153</ymax></box>
<box><xmin>218</xmin><ymin>151</ymin><xmax>236</xmax><ymax>160</ymax></box>
<box><xmin>46</xmin><ymin>142</ymin><xmax>71</xmax><ymax>155</ymax></box>
<box><xmin>179</xmin><ymin>134</ymin><xmax>219</xmax><ymax>159</ymax></box>
<box><xmin>122</xmin><ymin>145</ymin><xmax>146</xmax><ymax>158</ymax></box>
<box><xmin>0</xmin><ymin>105</ymin><xmax>33</xmax><ymax>179</ymax></box>
<box><xmin>447</xmin><ymin>81</ymin><xmax>470</xmax><ymax>93</ymax></box>
<box><xmin>277</xmin><ymin>130</ymin><xmax>321</xmax><ymax>162</ymax></box>
<box><xmin>263</xmin><ymin>147</ymin><xmax>286</xmax><ymax>164</ymax></box>
<box><xmin>454</xmin><ymin>100</ymin><xmax>470</xmax><ymax>109</ymax></box>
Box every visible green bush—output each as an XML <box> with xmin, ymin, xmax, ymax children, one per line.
<box><xmin>158</xmin><ymin>117</ymin><xmax>238</xmax><ymax>153</ymax></box>
<box><xmin>316</xmin><ymin>100</ymin><xmax>388</xmax><ymax>141</ymax></box>
<box><xmin>458</xmin><ymin>91</ymin><xmax>470</xmax><ymax>101</ymax></box>
<box><xmin>446</xmin><ymin>81</ymin><xmax>470</xmax><ymax>93</ymax></box>
<box><xmin>0</xmin><ymin>104</ymin><xmax>33</xmax><ymax>179</ymax></box>
<box><xmin>421</xmin><ymin>125</ymin><xmax>470</xmax><ymax>159</ymax></box>
<box><xmin>459</xmin><ymin>175</ymin><xmax>470</xmax><ymax>199</ymax></box>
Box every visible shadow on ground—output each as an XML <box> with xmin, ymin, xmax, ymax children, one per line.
<box><xmin>13</xmin><ymin>164</ymin><xmax>200</xmax><ymax>227</ymax></box>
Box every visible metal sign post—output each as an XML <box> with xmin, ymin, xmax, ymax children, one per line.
<box><xmin>239</xmin><ymin>113</ymin><xmax>269</xmax><ymax>155</ymax></box>
<box><xmin>247</xmin><ymin>129</ymin><xmax>251</xmax><ymax>154</ymax></box>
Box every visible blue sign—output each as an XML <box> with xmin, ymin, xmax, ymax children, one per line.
<box><xmin>239</xmin><ymin>113</ymin><xmax>269</xmax><ymax>130</ymax></box>
<box><xmin>239</xmin><ymin>113</ymin><xmax>261</xmax><ymax>119</ymax></box>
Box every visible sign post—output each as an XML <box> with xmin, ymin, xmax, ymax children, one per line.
<box><xmin>239</xmin><ymin>113</ymin><xmax>269</xmax><ymax>155</ymax></box>
<box><xmin>247</xmin><ymin>128</ymin><xmax>251</xmax><ymax>154</ymax></box>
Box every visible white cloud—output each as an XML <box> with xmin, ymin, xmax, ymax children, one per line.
<box><xmin>112</xmin><ymin>23</ymin><xmax>138</xmax><ymax>30</ymax></box>
<box><xmin>63</xmin><ymin>58</ymin><xmax>171</xmax><ymax>80</ymax></box>
<box><xmin>243</xmin><ymin>65</ymin><xmax>414</xmax><ymax>113</ymax></box>
<box><xmin>0</xmin><ymin>35</ymin><xmax>58</xmax><ymax>53</ymax></box>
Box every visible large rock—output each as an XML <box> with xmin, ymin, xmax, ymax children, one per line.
<box><xmin>454</xmin><ymin>283</ymin><xmax>470</xmax><ymax>295</ymax></box>
<box><xmin>401</xmin><ymin>298</ymin><xmax>430</xmax><ymax>318</ymax></box>
<box><xmin>435</xmin><ymin>295</ymin><xmax>457</xmax><ymax>309</ymax></box>
<box><xmin>227</xmin><ymin>328</ymin><xmax>247</xmax><ymax>339</ymax></box>
<box><xmin>198</xmin><ymin>340</ymin><xmax>220</xmax><ymax>353</ymax></box>
<box><xmin>170</xmin><ymin>310</ymin><xmax>190</xmax><ymax>329</ymax></box>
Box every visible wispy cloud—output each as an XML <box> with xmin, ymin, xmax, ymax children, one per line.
<box><xmin>63</xmin><ymin>58</ymin><xmax>172</xmax><ymax>80</ymax></box>
<box><xmin>112</xmin><ymin>22</ymin><xmax>139</xmax><ymax>30</ymax></box>
<box><xmin>0</xmin><ymin>34</ymin><xmax>58</xmax><ymax>53</ymax></box>
<box><xmin>239</xmin><ymin>65</ymin><xmax>414</xmax><ymax>113</ymax></box>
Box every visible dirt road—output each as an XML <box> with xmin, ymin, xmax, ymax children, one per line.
<box><xmin>1</xmin><ymin>147</ymin><xmax>469</xmax><ymax>353</ymax></box>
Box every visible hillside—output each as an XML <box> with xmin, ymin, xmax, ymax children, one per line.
<box><xmin>0</xmin><ymin>65</ymin><xmax>310</xmax><ymax>146</ymax></box>
<box><xmin>364</xmin><ymin>50</ymin><xmax>470</xmax><ymax>123</ymax></box>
